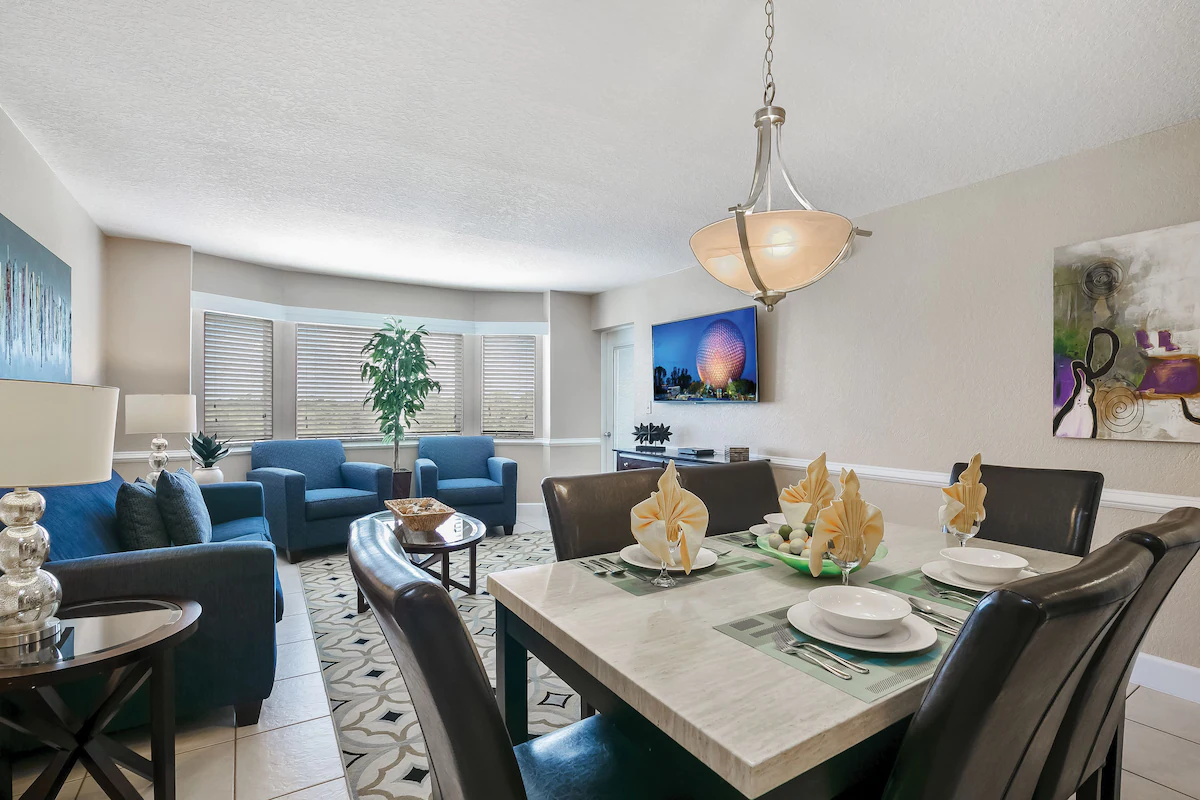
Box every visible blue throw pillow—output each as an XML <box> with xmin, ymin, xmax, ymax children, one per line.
<box><xmin>155</xmin><ymin>469</ymin><xmax>213</xmax><ymax>546</ymax></box>
<box><xmin>115</xmin><ymin>479</ymin><xmax>170</xmax><ymax>551</ymax></box>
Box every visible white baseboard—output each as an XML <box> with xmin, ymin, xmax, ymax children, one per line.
<box><xmin>1132</xmin><ymin>653</ymin><xmax>1200</xmax><ymax>704</ymax></box>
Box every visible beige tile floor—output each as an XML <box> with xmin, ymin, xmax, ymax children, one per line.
<box><xmin>13</xmin><ymin>506</ymin><xmax>1197</xmax><ymax>800</ymax></box>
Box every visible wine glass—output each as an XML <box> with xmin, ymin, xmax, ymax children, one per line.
<box><xmin>652</xmin><ymin>536</ymin><xmax>680</xmax><ymax>588</ymax></box>
<box><xmin>943</xmin><ymin>520</ymin><xmax>981</xmax><ymax>548</ymax></box>
<box><xmin>829</xmin><ymin>535</ymin><xmax>866</xmax><ymax>586</ymax></box>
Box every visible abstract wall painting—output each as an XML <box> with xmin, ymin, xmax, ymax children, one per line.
<box><xmin>1</xmin><ymin>212</ymin><xmax>72</xmax><ymax>383</ymax></box>
<box><xmin>1053</xmin><ymin>220</ymin><xmax>1200</xmax><ymax>443</ymax></box>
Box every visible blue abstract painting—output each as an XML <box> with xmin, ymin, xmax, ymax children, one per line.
<box><xmin>1</xmin><ymin>212</ymin><xmax>72</xmax><ymax>382</ymax></box>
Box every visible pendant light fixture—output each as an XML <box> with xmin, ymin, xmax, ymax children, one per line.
<box><xmin>690</xmin><ymin>1</ymin><xmax>871</xmax><ymax>311</ymax></box>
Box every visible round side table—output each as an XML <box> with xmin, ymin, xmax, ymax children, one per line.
<box><xmin>0</xmin><ymin>598</ymin><xmax>201</xmax><ymax>800</ymax></box>
<box><xmin>352</xmin><ymin>511</ymin><xmax>487</xmax><ymax>612</ymax></box>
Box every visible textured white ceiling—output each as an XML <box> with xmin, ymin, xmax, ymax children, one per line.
<box><xmin>2</xmin><ymin>0</ymin><xmax>1199</xmax><ymax>292</ymax></box>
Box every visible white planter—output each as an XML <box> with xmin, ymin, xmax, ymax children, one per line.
<box><xmin>192</xmin><ymin>466</ymin><xmax>225</xmax><ymax>485</ymax></box>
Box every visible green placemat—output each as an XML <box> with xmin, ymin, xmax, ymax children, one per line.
<box><xmin>869</xmin><ymin>568</ymin><xmax>979</xmax><ymax>612</ymax></box>
<box><xmin>714</xmin><ymin>605</ymin><xmax>954</xmax><ymax>702</ymax></box>
<box><xmin>574</xmin><ymin>544</ymin><xmax>773</xmax><ymax>596</ymax></box>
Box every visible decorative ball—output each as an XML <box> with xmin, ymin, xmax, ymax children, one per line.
<box><xmin>695</xmin><ymin>319</ymin><xmax>746</xmax><ymax>389</ymax></box>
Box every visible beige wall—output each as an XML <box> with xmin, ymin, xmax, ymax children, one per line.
<box><xmin>543</xmin><ymin>291</ymin><xmax>603</xmax><ymax>480</ymax></box>
<box><xmin>0</xmin><ymin>108</ymin><xmax>105</xmax><ymax>383</ymax></box>
<box><xmin>104</xmin><ymin>237</ymin><xmax>194</xmax><ymax>452</ymax></box>
<box><xmin>592</xmin><ymin>118</ymin><xmax>1200</xmax><ymax>667</ymax></box>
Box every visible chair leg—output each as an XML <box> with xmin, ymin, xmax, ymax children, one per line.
<box><xmin>1078</xmin><ymin>720</ymin><xmax>1125</xmax><ymax>800</ymax></box>
<box><xmin>503</xmin><ymin>525</ymin><xmax>514</xmax><ymax>536</ymax></box>
<box><xmin>235</xmin><ymin>700</ymin><xmax>263</xmax><ymax>727</ymax></box>
<box><xmin>284</xmin><ymin>549</ymin><xmax>300</xmax><ymax>564</ymax></box>
<box><xmin>581</xmin><ymin>700</ymin><xmax>596</xmax><ymax>719</ymax></box>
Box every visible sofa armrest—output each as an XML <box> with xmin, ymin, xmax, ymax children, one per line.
<box><xmin>47</xmin><ymin>542</ymin><xmax>279</xmax><ymax>701</ymax></box>
<box><xmin>200</xmin><ymin>481</ymin><xmax>266</xmax><ymax>526</ymax></box>
<box><xmin>342</xmin><ymin>462</ymin><xmax>392</xmax><ymax>503</ymax></box>
<box><xmin>246</xmin><ymin>467</ymin><xmax>306</xmax><ymax>552</ymax></box>
<box><xmin>414</xmin><ymin>458</ymin><xmax>439</xmax><ymax>498</ymax></box>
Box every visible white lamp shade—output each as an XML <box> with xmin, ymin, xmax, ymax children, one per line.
<box><xmin>690</xmin><ymin>210</ymin><xmax>856</xmax><ymax>295</ymax></box>
<box><xmin>0</xmin><ymin>380</ymin><xmax>119</xmax><ymax>487</ymax></box>
<box><xmin>124</xmin><ymin>394</ymin><xmax>198</xmax><ymax>435</ymax></box>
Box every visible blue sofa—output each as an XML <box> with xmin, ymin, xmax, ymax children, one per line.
<box><xmin>4</xmin><ymin>471</ymin><xmax>282</xmax><ymax>733</ymax></box>
<box><xmin>414</xmin><ymin>435</ymin><xmax>517</xmax><ymax>534</ymax></box>
<box><xmin>248</xmin><ymin>439</ymin><xmax>392</xmax><ymax>562</ymax></box>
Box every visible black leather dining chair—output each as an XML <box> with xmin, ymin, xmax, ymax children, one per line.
<box><xmin>1035</xmin><ymin>507</ymin><xmax>1200</xmax><ymax>800</ymax></box>
<box><xmin>348</xmin><ymin>523</ymin><xmax>675</xmax><ymax>800</ymax></box>
<box><xmin>879</xmin><ymin>538</ymin><xmax>1152</xmax><ymax>800</ymax></box>
<box><xmin>677</xmin><ymin>461</ymin><xmax>781</xmax><ymax>535</ymax></box>
<box><xmin>949</xmin><ymin>462</ymin><xmax>1104</xmax><ymax>556</ymax></box>
<box><xmin>542</xmin><ymin>468</ymin><xmax>663</xmax><ymax>561</ymax></box>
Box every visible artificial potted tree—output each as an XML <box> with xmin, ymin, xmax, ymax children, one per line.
<box><xmin>189</xmin><ymin>432</ymin><xmax>231</xmax><ymax>484</ymax></box>
<box><xmin>361</xmin><ymin>317</ymin><xmax>440</xmax><ymax>499</ymax></box>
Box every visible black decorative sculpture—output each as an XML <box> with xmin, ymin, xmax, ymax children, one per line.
<box><xmin>633</xmin><ymin>422</ymin><xmax>672</xmax><ymax>452</ymax></box>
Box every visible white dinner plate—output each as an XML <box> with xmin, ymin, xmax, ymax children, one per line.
<box><xmin>748</xmin><ymin>523</ymin><xmax>774</xmax><ymax>537</ymax></box>
<box><xmin>787</xmin><ymin>601</ymin><xmax>939</xmax><ymax>655</ymax></box>
<box><xmin>921</xmin><ymin>560</ymin><xmax>1038</xmax><ymax>593</ymax></box>
<box><xmin>619</xmin><ymin>544</ymin><xmax>718</xmax><ymax>572</ymax></box>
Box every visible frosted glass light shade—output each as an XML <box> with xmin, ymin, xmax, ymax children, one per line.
<box><xmin>690</xmin><ymin>209</ymin><xmax>856</xmax><ymax>296</ymax></box>
<box><xmin>125</xmin><ymin>394</ymin><xmax>197</xmax><ymax>435</ymax></box>
<box><xmin>0</xmin><ymin>380</ymin><xmax>119</xmax><ymax>487</ymax></box>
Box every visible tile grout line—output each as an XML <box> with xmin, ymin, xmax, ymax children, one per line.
<box><xmin>1124</xmin><ymin>769</ymin><xmax>1200</xmax><ymax>800</ymax></box>
<box><xmin>1122</xmin><ymin>715</ymin><xmax>1200</xmax><ymax>747</ymax></box>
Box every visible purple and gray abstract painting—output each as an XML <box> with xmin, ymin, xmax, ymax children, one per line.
<box><xmin>1053</xmin><ymin>220</ymin><xmax>1200</xmax><ymax>442</ymax></box>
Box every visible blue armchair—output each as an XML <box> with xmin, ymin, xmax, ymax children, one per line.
<box><xmin>248</xmin><ymin>439</ymin><xmax>392</xmax><ymax>562</ymax></box>
<box><xmin>0</xmin><ymin>472</ymin><xmax>282</xmax><ymax>740</ymax></box>
<box><xmin>413</xmin><ymin>435</ymin><xmax>517</xmax><ymax>534</ymax></box>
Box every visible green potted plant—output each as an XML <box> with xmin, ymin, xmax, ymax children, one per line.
<box><xmin>361</xmin><ymin>318</ymin><xmax>440</xmax><ymax>499</ymax></box>
<box><xmin>189</xmin><ymin>432</ymin><xmax>231</xmax><ymax>485</ymax></box>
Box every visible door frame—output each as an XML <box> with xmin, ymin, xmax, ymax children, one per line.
<box><xmin>600</xmin><ymin>325</ymin><xmax>635</xmax><ymax>472</ymax></box>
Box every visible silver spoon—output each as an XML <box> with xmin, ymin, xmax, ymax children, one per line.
<box><xmin>906</xmin><ymin>596</ymin><xmax>964</xmax><ymax>628</ymax></box>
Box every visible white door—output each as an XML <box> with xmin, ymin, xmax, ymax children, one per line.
<box><xmin>602</xmin><ymin>326</ymin><xmax>635</xmax><ymax>471</ymax></box>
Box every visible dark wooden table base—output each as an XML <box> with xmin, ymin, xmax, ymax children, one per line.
<box><xmin>0</xmin><ymin>651</ymin><xmax>176</xmax><ymax>800</ymax></box>
<box><xmin>358</xmin><ymin>542</ymin><xmax>479</xmax><ymax>613</ymax></box>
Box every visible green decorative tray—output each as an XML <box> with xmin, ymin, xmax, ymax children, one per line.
<box><xmin>756</xmin><ymin>534</ymin><xmax>888</xmax><ymax>577</ymax></box>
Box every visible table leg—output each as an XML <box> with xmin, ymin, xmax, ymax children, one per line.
<box><xmin>495</xmin><ymin>602</ymin><xmax>528</xmax><ymax>744</ymax></box>
<box><xmin>468</xmin><ymin>545</ymin><xmax>477</xmax><ymax>595</ymax></box>
<box><xmin>441</xmin><ymin>553</ymin><xmax>451</xmax><ymax>592</ymax></box>
<box><xmin>357</xmin><ymin>587</ymin><xmax>369</xmax><ymax>615</ymax></box>
<box><xmin>150</xmin><ymin>650</ymin><xmax>176</xmax><ymax>800</ymax></box>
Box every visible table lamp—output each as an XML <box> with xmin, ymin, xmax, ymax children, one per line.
<box><xmin>124</xmin><ymin>394</ymin><xmax>197</xmax><ymax>485</ymax></box>
<box><xmin>0</xmin><ymin>380</ymin><xmax>119</xmax><ymax>646</ymax></box>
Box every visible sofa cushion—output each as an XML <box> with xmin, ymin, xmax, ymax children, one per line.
<box><xmin>156</xmin><ymin>469</ymin><xmax>214</xmax><ymax>546</ymax></box>
<box><xmin>18</xmin><ymin>471</ymin><xmax>125</xmax><ymax>561</ymax></box>
<box><xmin>437</xmin><ymin>477</ymin><xmax>504</xmax><ymax>506</ymax></box>
<box><xmin>252</xmin><ymin>439</ymin><xmax>347</xmax><ymax>490</ymax></box>
<box><xmin>305</xmin><ymin>488</ymin><xmax>378</xmax><ymax>521</ymax></box>
<box><xmin>418</xmin><ymin>436</ymin><xmax>495</xmax><ymax>481</ymax></box>
<box><xmin>211</xmin><ymin>516</ymin><xmax>272</xmax><ymax>543</ymax></box>
<box><xmin>115</xmin><ymin>479</ymin><xmax>170</xmax><ymax>550</ymax></box>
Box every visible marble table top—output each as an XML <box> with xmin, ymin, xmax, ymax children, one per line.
<box><xmin>487</xmin><ymin>523</ymin><xmax>1081</xmax><ymax>798</ymax></box>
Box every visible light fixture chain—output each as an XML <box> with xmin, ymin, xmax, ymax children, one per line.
<box><xmin>762</xmin><ymin>0</ymin><xmax>776</xmax><ymax>106</ymax></box>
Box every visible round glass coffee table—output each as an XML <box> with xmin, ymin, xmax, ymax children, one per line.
<box><xmin>352</xmin><ymin>511</ymin><xmax>487</xmax><ymax>610</ymax></box>
<box><xmin>0</xmin><ymin>598</ymin><xmax>201</xmax><ymax>799</ymax></box>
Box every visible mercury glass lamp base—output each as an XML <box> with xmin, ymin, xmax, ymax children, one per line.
<box><xmin>0</xmin><ymin>617</ymin><xmax>61</xmax><ymax>648</ymax></box>
<box><xmin>146</xmin><ymin>434</ymin><xmax>170</xmax><ymax>485</ymax></box>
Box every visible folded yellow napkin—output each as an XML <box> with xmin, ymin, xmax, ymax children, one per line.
<box><xmin>807</xmin><ymin>469</ymin><xmax>885</xmax><ymax>577</ymax></box>
<box><xmin>940</xmin><ymin>453</ymin><xmax>987</xmax><ymax>534</ymax></box>
<box><xmin>778</xmin><ymin>452</ymin><xmax>837</xmax><ymax>528</ymax></box>
<box><xmin>630</xmin><ymin>461</ymin><xmax>710</xmax><ymax>573</ymax></box>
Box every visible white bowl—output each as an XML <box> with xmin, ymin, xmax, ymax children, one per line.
<box><xmin>764</xmin><ymin>513</ymin><xmax>787</xmax><ymax>532</ymax></box>
<box><xmin>807</xmin><ymin>586</ymin><xmax>911</xmax><ymax>639</ymax></box>
<box><xmin>940</xmin><ymin>547</ymin><xmax>1029</xmax><ymax>585</ymax></box>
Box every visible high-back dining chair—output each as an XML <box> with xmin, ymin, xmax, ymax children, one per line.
<box><xmin>949</xmin><ymin>462</ymin><xmax>1104</xmax><ymax>556</ymax></box>
<box><xmin>1035</xmin><ymin>506</ymin><xmax>1200</xmax><ymax>800</ymax></box>
<box><xmin>348</xmin><ymin>523</ymin><xmax>672</xmax><ymax>800</ymax></box>
<box><xmin>542</xmin><ymin>468</ymin><xmax>663</xmax><ymax>561</ymax></box>
<box><xmin>880</xmin><ymin>538</ymin><xmax>1152</xmax><ymax>800</ymax></box>
<box><xmin>677</xmin><ymin>461</ymin><xmax>780</xmax><ymax>535</ymax></box>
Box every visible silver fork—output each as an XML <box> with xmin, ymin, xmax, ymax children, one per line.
<box><xmin>921</xmin><ymin>577</ymin><xmax>980</xmax><ymax>606</ymax></box>
<box><xmin>583</xmin><ymin>559</ymin><xmax>610</xmax><ymax>576</ymax></box>
<box><xmin>771</xmin><ymin>629</ymin><xmax>852</xmax><ymax>680</ymax></box>
<box><xmin>596</xmin><ymin>557</ymin><xmax>628</xmax><ymax>577</ymax></box>
<box><xmin>799</xmin><ymin>642</ymin><xmax>870</xmax><ymax>674</ymax></box>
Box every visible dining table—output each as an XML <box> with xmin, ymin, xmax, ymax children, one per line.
<box><xmin>487</xmin><ymin>522</ymin><xmax>1082</xmax><ymax>799</ymax></box>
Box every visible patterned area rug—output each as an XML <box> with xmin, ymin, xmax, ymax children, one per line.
<box><xmin>299</xmin><ymin>530</ymin><xmax>579</xmax><ymax>800</ymax></box>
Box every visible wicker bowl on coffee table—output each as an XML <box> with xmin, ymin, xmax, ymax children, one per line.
<box><xmin>385</xmin><ymin>498</ymin><xmax>456</xmax><ymax>532</ymax></box>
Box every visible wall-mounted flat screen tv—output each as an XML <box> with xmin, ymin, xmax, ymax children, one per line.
<box><xmin>652</xmin><ymin>306</ymin><xmax>758</xmax><ymax>402</ymax></box>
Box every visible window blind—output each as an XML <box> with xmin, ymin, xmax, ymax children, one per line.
<box><xmin>295</xmin><ymin>323</ymin><xmax>378</xmax><ymax>439</ymax></box>
<box><xmin>409</xmin><ymin>332</ymin><xmax>464</xmax><ymax>435</ymax></box>
<box><xmin>202</xmin><ymin>312</ymin><xmax>273</xmax><ymax>441</ymax></box>
<box><xmin>481</xmin><ymin>335</ymin><xmax>536</xmax><ymax>438</ymax></box>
